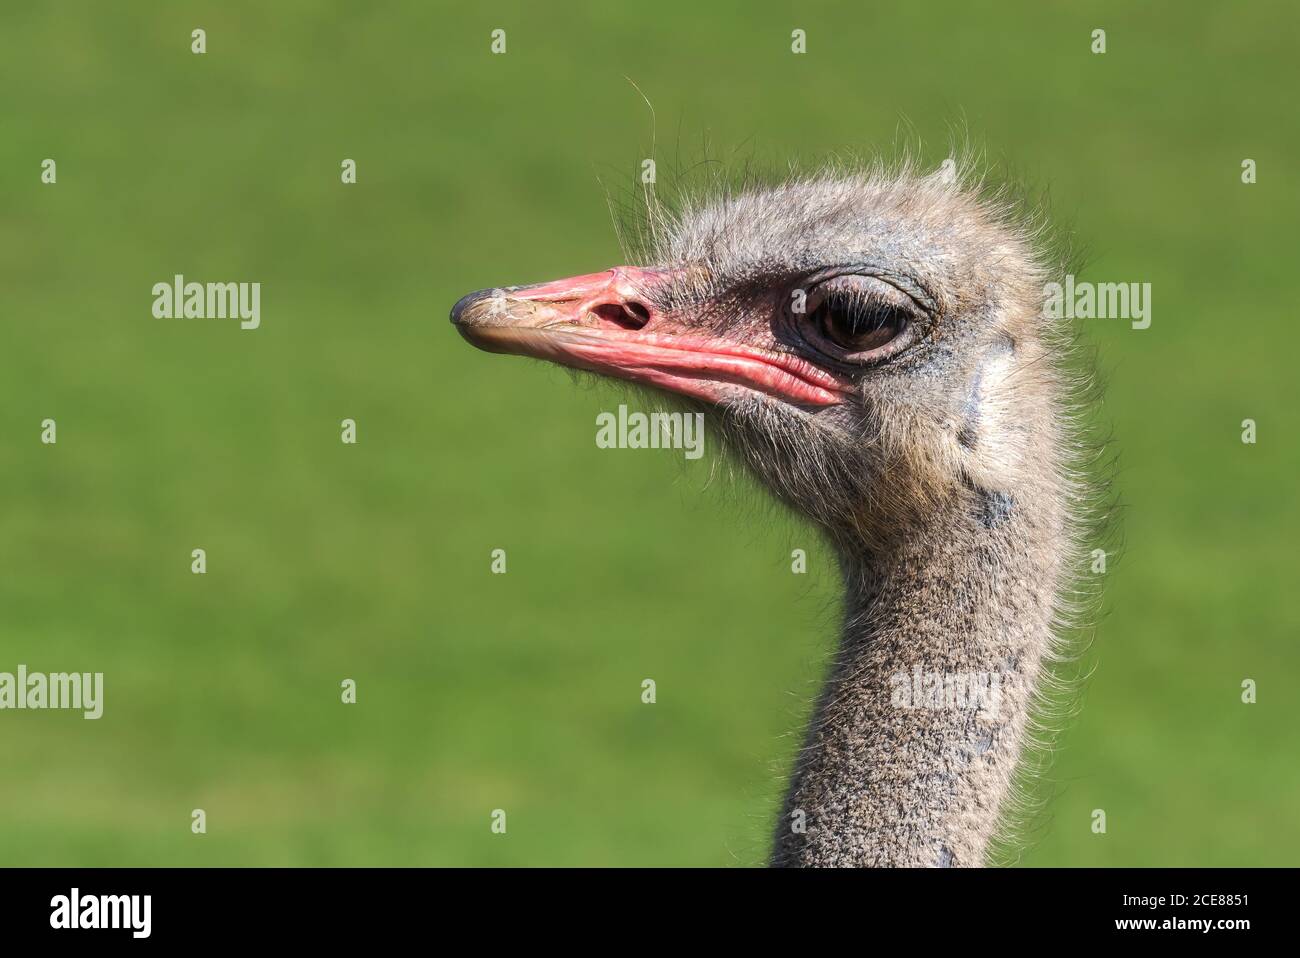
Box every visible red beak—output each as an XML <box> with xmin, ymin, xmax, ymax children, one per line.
<box><xmin>450</xmin><ymin>267</ymin><xmax>849</xmax><ymax>407</ymax></box>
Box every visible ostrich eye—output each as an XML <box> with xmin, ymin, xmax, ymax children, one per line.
<box><xmin>797</xmin><ymin>274</ymin><xmax>918</xmax><ymax>363</ymax></box>
<box><xmin>815</xmin><ymin>293</ymin><xmax>905</xmax><ymax>352</ymax></box>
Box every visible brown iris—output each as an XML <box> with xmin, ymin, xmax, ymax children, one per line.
<box><xmin>802</xmin><ymin>274</ymin><xmax>916</xmax><ymax>361</ymax></box>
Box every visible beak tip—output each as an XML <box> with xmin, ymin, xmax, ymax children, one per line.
<box><xmin>449</xmin><ymin>288</ymin><xmax>492</xmax><ymax>326</ymax></box>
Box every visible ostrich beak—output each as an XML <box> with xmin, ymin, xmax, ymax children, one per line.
<box><xmin>450</xmin><ymin>267</ymin><xmax>848</xmax><ymax>406</ymax></box>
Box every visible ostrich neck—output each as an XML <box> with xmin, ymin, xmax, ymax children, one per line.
<box><xmin>772</xmin><ymin>478</ymin><xmax>1065</xmax><ymax>867</ymax></box>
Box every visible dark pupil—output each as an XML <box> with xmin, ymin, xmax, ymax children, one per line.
<box><xmin>817</xmin><ymin>294</ymin><xmax>903</xmax><ymax>351</ymax></box>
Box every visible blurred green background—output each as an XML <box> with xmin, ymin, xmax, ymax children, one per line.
<box><xmin>1</xmin><ymin>1</ymin><xmax>1296</xmax><ymax>866</ymax></box>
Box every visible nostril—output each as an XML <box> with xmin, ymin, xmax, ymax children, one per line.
<box><xmin>592</xmin><ymin>301</ymin><xmax>651</xmax><ymax>330</ymax></box>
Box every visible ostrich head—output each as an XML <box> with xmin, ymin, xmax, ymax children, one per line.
<box><xmin>451</xmin><ymin>165</ymin><xmax>1081</xmax><ymax>868</ymax></box>
<box><xmin>451</xmin><ymin>168</ymin><xmax>1058</xmax><ymax>558</ymax></box>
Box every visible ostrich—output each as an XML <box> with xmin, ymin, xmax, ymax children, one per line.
<box><xmin>450</xmin><ymin>163</ymin><xmax>1091</xmax><ymax>867</ymax></box>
